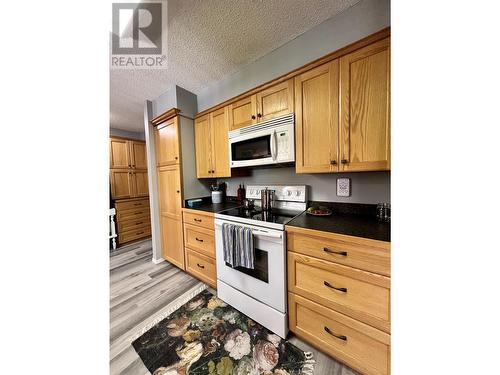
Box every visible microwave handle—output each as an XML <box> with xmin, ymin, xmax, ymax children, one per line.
<box><xmin>270</xmin><ymin>130</ymin><xmax>278</xmax><ymax>161</ymax></box>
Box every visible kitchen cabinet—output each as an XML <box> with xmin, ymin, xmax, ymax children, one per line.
<box><xmin>228</xmin><ymin>79</ymin><xmax>294</xmax><ymax>130</ymax></box>
<box><xmin>155</xmin><ymin>116</ymin><xmax>180</xmax><ymax>166</ymax></box>
<box><xmin>157</xmin><ymin>165</ymin><xmax>182</xmax><ymax>219</ymax></box>
<box><xmin>286</xmin><ymin>225</ymin><xmax>391</xmax><ymax>375</ymax></box>
<box><xmin>114</xmin><ymin>197</ymin><xmax>151</xmax><ymax>245</ymax></box>
<box><xmin>110</xmin><ymin>138</ymin><xmax>148</xmax><ymax>169</ymax></box>
<box><xmin>194</xmin><ymin>107</ymin><xmax>230</xmax><ymax>178</ymax></box>
<box><xmin>110</xmin><ymin>169</ymin><xmax>148</xmax><ymax>199</ymax></box>
<box><xmin>161</xmin><ymin>216</ymin><xmax>184</xmax><ymax>269</ymax></box>
<box><xmin>295</xmin><ymin>37</ymin><xmax>390</xmax><ymax>174</ymax></box>
<box><xmin>295</xmin><ymin>61</ymin><xmax>339</xmax><ymax>173</ymax></box>
<box><xmin>339</xmin><ymin>37</ymin><xmax>390</xmax><ymax>172</ymax></box>
<box><xmin>182</xmin><ymin>209</ymin><xmax>217</xmax><ymax>289</ymax></box>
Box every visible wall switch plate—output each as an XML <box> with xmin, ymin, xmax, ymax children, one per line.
<box><xmin>337</xmin><ymin>178</ymin><xmax>351</xmax><ymax>197</ymax></box>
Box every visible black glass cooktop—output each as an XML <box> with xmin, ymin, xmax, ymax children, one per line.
<box><xmin>218</xmin><ymin>207</ymin><xmax>303</xmax><ymax>225</ymax></box>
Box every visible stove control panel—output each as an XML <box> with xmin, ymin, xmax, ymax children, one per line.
<box><xmin>246</xmin><ymin>185</ymin><xmax>307</xmax><ymax>203</ymax></box>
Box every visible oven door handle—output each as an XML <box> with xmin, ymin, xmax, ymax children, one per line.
<box><xmin>270</xmin><ymin>130</ymin><xmax>278</xmax><ymax>161</ymax></box>
<box><xmin>215</xmin><ymin>222</ymin><xmax>282</xmax><ymax>239</ymax></box>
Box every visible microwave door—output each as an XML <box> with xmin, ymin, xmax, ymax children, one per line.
<box><xmin>231</xmin><ymin>134</ymin><xmax>273</xmax><ymax>166</ymax></box>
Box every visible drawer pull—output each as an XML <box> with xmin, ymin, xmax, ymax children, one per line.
<box><xmin>134</xmin><ymin>211</ymin><xmax>143</xmax><ymax>215</ymax></box>
<box><xmin>323</xmin><ymin>247</ymin><xmax>348</xmax><ymax>256</ymax></box>
<box><xmin>134</xmin><ymin>203</ymin><xmax>141</xmax><ymax>206</ymax></box>
<box><xmin>324</xmin><ymin>281</ymin><xmax>347</xmax><ymax>293</ymax></box>
<box><xmin>135</xmin><ymin>221</ymin><xmax>143</xmax><ymax>225</ymax></box>
<box><xmin>194</xmin><ymin>218</ymin><xmax>202</xmax><ymax>222</ymax></box>
<box><xmin>195</xmin><ymin>237</ymin><xmax>204</xmax><ymax>242</ymax></box>
<box><xmin>196</xmin><ymin>263</ymin><xmax>205</xmax><ymax>269</ymax></box>
<box><xmin>324</xmin><ymin>326</ymin><xmax>347</xmax><ymax>341</ymax></box>
<box><xmin>136</xmin><ymin>231</ymin><xmax>144</xmax><ymax>235</ymax></box>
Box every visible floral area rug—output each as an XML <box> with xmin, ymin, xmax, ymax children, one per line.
<box><xmin>132</xmin><ymin>290</ymin><xmax>314</xmax><ymax>375</ymax></box>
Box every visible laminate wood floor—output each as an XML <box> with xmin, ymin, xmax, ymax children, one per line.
<box><xmin>110</xmin><ymin>239</ymin><xmax>358</xmax><ymax>375</ymax></box>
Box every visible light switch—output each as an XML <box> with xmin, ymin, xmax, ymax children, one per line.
<box><xmin>337</xmin><ymin>178</ymin><xmax>351</xmax><ymax>197</ymax></box>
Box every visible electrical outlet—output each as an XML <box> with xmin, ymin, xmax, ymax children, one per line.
<box><xmin>337</xmin><ymin>178</ymin><xmax>351</xmax><ymax>197</ymax></box>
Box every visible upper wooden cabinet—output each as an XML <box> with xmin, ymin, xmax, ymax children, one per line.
<box><xmin>295</xmin><ymin>61</ymin><xmax>339</xmax><ymax>173</ymax></box>
<box><xmin>339</xmin><ymin>38</ymin><xmax>390</xmax><ymax>172</ymax></box>
<box><xmin>155</xmin><ymin>117</ymin><xmax>180</xmax><ymax>166</ymax></box>
<box><xmin>195</xmin><ymin>107</ymin><xmax>231</xmax><ymax>178</ymax></box>
<box><xmin>256</xmin><ymin>79</ymin><xmax>294</xmax><ymax>122</ymax></box>
<box><xmin>130</xmin><ymin>141</ymin><xmax>148</xmax><ymax>169</ymax></box>
<box><xmin>109</xmin><ymin>137</ymin><xmax>149</xmax><ymax>200</ymax></box>
<box><xmin>295</xmin><ymin>37</ymin><xmax>390</xmax><ymax>174</ymax></box>
<box><xmin>229</xmin><ymin>79</ymin><xmax>294</xmax><ymax>130</ymax></box>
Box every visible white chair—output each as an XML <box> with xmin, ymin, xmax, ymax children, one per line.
<box><xmin>109</xmin><ymin>208</ymin><xmax>117</xmax><ymax>250</ymax></box>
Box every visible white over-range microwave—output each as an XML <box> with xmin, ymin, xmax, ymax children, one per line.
<box><xmin>228</xmin><ymin>113</ymin><xmax>295</xmax><ymax>168</ymax></box>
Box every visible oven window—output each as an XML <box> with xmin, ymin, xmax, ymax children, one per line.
<box><xmin>231</xmin><ymin>135</ymin><xmax>271</xmax><ymax>161</ymax></box>
<box><xmin>225</xmin><ymin>248</ymin><xmax>268</xmax><ymax>283</ymax></box>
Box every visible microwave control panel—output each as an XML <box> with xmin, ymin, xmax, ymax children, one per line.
<box><xmin>276</xmin><ymin>130</ymin><xmax>290</xmax><ymax>159</ymax></box>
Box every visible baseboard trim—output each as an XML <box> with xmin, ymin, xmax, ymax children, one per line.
<box><xmin>152</xmin><ymin>257</ymin><xmax>165</xmax><ymax>264</ymax></box>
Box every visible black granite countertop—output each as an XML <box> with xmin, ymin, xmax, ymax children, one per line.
<box><xmin>184</xmin><ymin>196</ymin><xmax>241</xmax><ymax>214</ymax></box>
<box><xmin>286</xmin><ymin>202</ymin><xmax>390</xmax><ymax>242</ymax></box>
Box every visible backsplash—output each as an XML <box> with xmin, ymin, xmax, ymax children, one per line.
<box><xmin>217</xmin><ymin>167</ymin><xmax>390</xmax><ymax>204</ymax></box>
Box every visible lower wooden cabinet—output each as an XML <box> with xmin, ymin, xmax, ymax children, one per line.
<box><xmin>182</xmin><ymin>209</ymin><xmax>217</xmax><ymax>289</ymax></box>
<box><xmin>289</xmin><ymin>293</ymin><xmax>390</xmax><ymax>375</ymax></box>
<box><xmin>160</xmin><ymin>216</ymin><xmax>185</xmax><ymax>269</ymax></box>
<box><xmin>114</xmin><ymin>197</ymin><xmax>151</xmax><ymax>246</ymax></box>
<box><xmin>286</xmin><ymin>226</ymin><xmax>391</xmax><ymax>375</ymax></box>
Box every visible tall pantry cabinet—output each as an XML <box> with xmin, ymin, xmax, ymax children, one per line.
<box><xmin>152</xmin><ymin>109</ymin><xmax>210</xmax><ymax>270</ymax></box>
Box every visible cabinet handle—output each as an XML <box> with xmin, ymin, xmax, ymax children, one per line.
<box><xmin>257</xmin><ymin>113</ymin><xmax>262</xmax><ymax>118</ymax></box>
<box><xmin>323</xmin><ymin>247</ymin><xmax>347</xmax><ymax>256</ymax></box>
<box><xmin>136</xmin><ymin>231</ymin><xmax>144</xmax><ymax>235</ymax></box>
<box><xmin>175</xmin><ymin>156</ymin><xmax>178</xmax><ymax>160</ymax></box>
<box><xmin>251</xmin><ymin>115</ymin><xmax>256</xmax><ymax>120</ymax></box>
<box><xmin>194</xmin><ymin>218</ymin><xmax>202</xmax><ymax>222</ymax></box>
<box><xmin>132</xmin><ymin>164</ymin><xmax>135</xmax><ymax>167</ymax></box>
<box><xmin>135</xmin><ymin>221</ymin><xmax>143</xmax><ymax>225</ymax></box>
<box><xmin>211</xmin><ymin>170</ymin><xmax>215</xmax><ymax>173</ymax></box>
<box><xmin>208</xmin><ymin>170</ymin><xmax>212</xmax><ymax>174</ymax></box>
<box><xmin>341</xmin><ymin>159</ymin><xmax>348</xmax><ymax>164</ymax></box>
<box><xmin>324</xmin><ymin>326</ymin><xmax>347</xmax><ymax>341</ymax></box>
<box><xmin>196</xmin><ymin>263</ymin><xmax>205</xmax><ymax>269</ymax></box>
<box><xmin>324</xmin><ymin>281</ymin><xmax>347</xmax><ymax>293</ymax></box>
<box><xmin>195</xmin><ymin>237</ymin><xmax>204</xmax><ymax>242</ymax></box>
<box><xmin>330</xmin><ymin>160</ymin><xmax>337</xmax><ymax>165</ymax></box>
<box><xmin>176</xmin><ymin>190</ymin><xmax>180</xmax><ymax>193</ymax></box>
<box><xmin>134</xmin><ymin>203</ymin><xmax>141</xmax><ymax>206</ymax></box>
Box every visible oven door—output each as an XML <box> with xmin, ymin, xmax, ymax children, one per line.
<box><xmin>214</xmin><ymin>219</ymin><xmax>286</xmax><ymax>313</ymax></box>
<box><xmin>230</xmin><ymin>130</ymin><xmax>277</xmax><ymax>168</ymax></box>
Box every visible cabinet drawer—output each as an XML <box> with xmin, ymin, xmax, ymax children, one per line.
<box><xmin>119</xmin><ymin>225</ymin><xmax>151</xmax><ymax>244</ymax></box>
<box><xmin>287</xmin><ymin>227</ymin><xmax>390</xmax><ymax>276</ymax></box>
<box><xmin>115</xmin><ymin>198</ymin><xmax>149</xmax><ymax>211</ymax></box>
<box><xmin>289</xmin><ymin>252</ymin><xmax>390</xmax><ymax>332</ymax></box>
<box><xmin>183</xmin><ymin>210</ymin><xmax>214</xmax><ymax>230</ymax></box>
<box><xmin>118</xmin><ymin>215</ymin><xmax>151</xmax><ymax>232</ymax></box>
<box><xmin>289</xmin><ymin>293</ymin><xmax>390</xmax><ymax>375</ymax></box>
<box><xmin>184</xmin><ymin>224</ymin><xmax>215</xmax><ymax>258</ymax></box>
<box><xmin>118</xmin><ymin>207</ymin><xmax>150</xmax><ymax>221</ymax></box>
<box><xmin>186</xmin><ymin>249</ymin><xmax>216</xmax><ymax>288</ymax></box>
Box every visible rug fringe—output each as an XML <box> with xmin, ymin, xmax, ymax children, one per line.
<box><xmin>301</xmin><ymin>351</ymin><xmax>316</xmax><ymax>375</ymax></box>
<box><xmin>129</xmin><ymin>283</ymin><xmax>208</xmax><ymax>343</ymax></box>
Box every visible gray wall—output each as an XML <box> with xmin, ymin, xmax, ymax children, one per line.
<box><xmin>109</xmin><ymin>127</ymin><xmax>145</xmax><ymax>140</ymax></box>
<box><xmin>197</xmin><ymin>0</ymin><xmax>390</xmax><ymax>111</ymax></box>
<box><xmin>219</xmin><ymin>168</ymin><xmax>390</xmax><ymax>204</ymax></box>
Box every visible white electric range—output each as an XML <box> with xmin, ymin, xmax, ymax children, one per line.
<box><xmin>214</xmin><ymin>185</ymin><xmax>307</xmax><ymax>338</ymax></box>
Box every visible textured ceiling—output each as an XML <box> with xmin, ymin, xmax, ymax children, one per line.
<box><xmin>110</xmin><ymin>0</ymin><xmax>359</xmax><ymax>131</ymax></box>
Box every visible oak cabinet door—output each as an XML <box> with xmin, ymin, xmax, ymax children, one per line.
<box><xmin>340</xmin><ymin>38</ymin><xmax>390</xmax><ymax>172</ymax></box>
<box><xmin>294</xmin><ymin>61</ymin><xmax>339</xmax><ymax>173</ymax></box>
<box><xmin>229</xmin><ymin>96</ymin><xmax>257</xmax><ymax>130</ymax></box>
<box><xmin>110</xmin><ymin>138</ymin><xmax>130</xmax><ymax>169</ymax></box>
<box><xmin>211</xmin><ymin>107</ymin><xmax>231</xmax><ymax>178</ymax></box>
<box><xmin>110</xmin><ymin>169</ymin><xmax>133</xmax><ymax>199</ymax></box>
<box><xmin>194</xmin><ymin>114</ymin><xmax>213</xmax><ymax>178</ymax></box>
<box><xmin>130</xmin><ymin>141</ymin><xmax>147</xmax><ymax>169</ymax></box>
<box><xmin>155</xmin><ymin>117</ymin><xmax>180</xmax><ymax>166</ymax></box>
<box><xmin>256</xmin><ymin>79</ymin><xmax>294</xmax><ymax>122</ymax></box>
<box><xmin>157</xmin><ymin>165</ymin><xmax>182</xmax><ymax>219</ymax></box>
<box><xmin>160</xmin><ymin>216</ymin><xmax>185</xmax><ymax>269</ymax></box>
<box><xmin>133</xmin><ymin>171</ymin><xmax>149</xmax><ymax>197</ymax></box>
